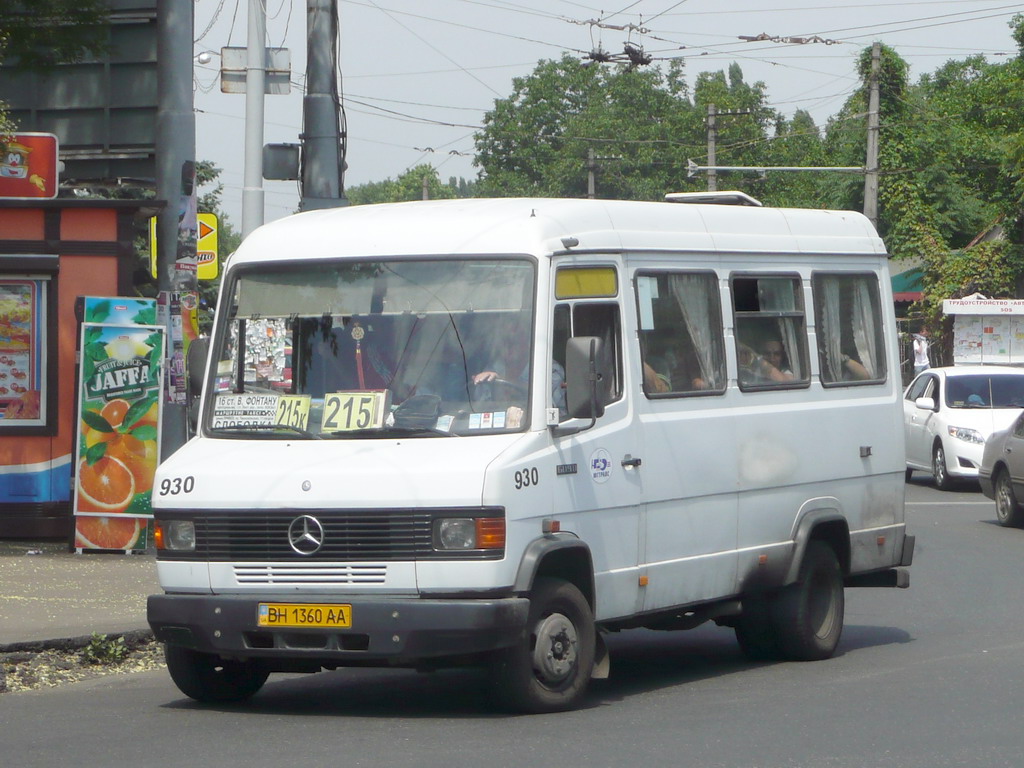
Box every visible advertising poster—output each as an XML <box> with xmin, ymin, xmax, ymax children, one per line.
<box><xmin>0</xmin><ymin>132</ymin><xmax>59</xmax><ymax>199</ymax></box>
<box><xmin>73</xmin><ymin>324</ymin><xmax>164</xmax><ymax>552</ymax></box>
<box><xmin>0</xmin><ymin>279</ymin><xmax>44</xmax><ymax>423</ymax></box>
<box><xmin>157</xmin><ymin>290</ymin><xmax>199</xmax><ymax>406</ymax></box>
<box><xmin>83</xmin><ymin>296</ymin><xmax>157</xmax><ymax>327</ymax></box>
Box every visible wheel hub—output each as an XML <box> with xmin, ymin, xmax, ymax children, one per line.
<box><xmin>532</xmin><ymin>612</ymin><xmax>578</xmax><ymax>684</ymax></box>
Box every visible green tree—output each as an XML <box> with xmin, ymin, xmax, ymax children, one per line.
<box><xmin>346</xmin><ymin>165</ymin><xmax>457</xmax><ymax>204</ymax></box>
<box><xmin>0</xmin><ymin>0</ymin><xmax>109</xmax><ymax>70</ymax></box>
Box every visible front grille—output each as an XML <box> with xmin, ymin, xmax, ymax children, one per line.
<box><xmin>234</xmin><ymin>563</ymin><xmax>387</xmax><ymax>585</ymax></box>
<box><xmin>158</xmin><ymin>508</ymin><xmax>503</xmax><ymax>562</ymax></box>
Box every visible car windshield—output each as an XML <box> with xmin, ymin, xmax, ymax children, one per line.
<box><xmin>206</xmin><ymin>258</ymin><xmax>536</xmax><ymax>438</ymax></box>
<box><xmin>945</xmin><ymin>374</ymin><xmax>1024</xmax><ymax>409</ymax></box>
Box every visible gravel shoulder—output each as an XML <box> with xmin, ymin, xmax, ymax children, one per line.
<box><xmin>0</xmin><ymin>633</ymin><xmax>165</xmax><ymax>694</ymax></box>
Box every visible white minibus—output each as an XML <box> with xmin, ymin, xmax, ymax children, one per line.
<box><xmin>148</xmin><ymin>196</ymin><xmax>915</xmax><ymax>713</ymax></box>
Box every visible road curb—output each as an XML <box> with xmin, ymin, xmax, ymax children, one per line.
<box><xmin>0</xmin><ymin>628</ymin><xmax>154</xmax><ymax>655</ymax></box>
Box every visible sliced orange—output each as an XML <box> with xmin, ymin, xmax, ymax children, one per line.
<box><xmin>75</xmin><ymin>515</ymin><xmax>142</xmax><ymax>550</ymax></box>
<box><xmin>100</xmin><ymin>398</ymin><xmax>131</xmax><ymax>429</ymax></box>
<box><xmin>105</xmin><ymin>433</ymin><xmax>158</xmax><ymax>494</ymax></box>
<box><xmin>77</xmin><ymin>455</ymin><xmax>135</xmax><ymax>514</ymax></box>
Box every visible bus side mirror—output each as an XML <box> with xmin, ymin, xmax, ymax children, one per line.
<box><xmin>185</xmin><ymin>336</ymin><xmax>210</xmax><ymax>434</ymax></box>
<box><xmin>565</xmin><ymin>336</ymin><xmax>609</xmax><ymax>421</ymax></box>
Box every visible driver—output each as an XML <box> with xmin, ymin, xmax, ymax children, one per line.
<box><xmin>472</xmin><ymin>316</ymin><xmax>567</xmax><ymax>418</ymax></box>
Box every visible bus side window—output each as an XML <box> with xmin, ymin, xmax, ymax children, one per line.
<box><xmin>636</xmin><ymin>271</ymin><xmax>725</xmax><ymax>395</ymax></box>
<box><xmin>732</xmin><ymin>274</ymin><xmax>809</xmax><ymax>391</ymax></box>
<box><xmin>813</xmin><ymin>273</ymin><xmax>886</xmax><ymax>385</ymax></box>
<box><xmin>570</xmin><ymin>302</ymin><xmax>623</xmax><ymax>406</ymax></box>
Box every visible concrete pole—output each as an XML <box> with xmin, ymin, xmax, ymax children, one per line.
<box><xmin>707</xmin><ymin>103</ymin><xmax>717</xmax><ymax>192</ymax></box>
<box><xmin>587</xmin><ymin>148</ymin><xmax>596</xmax><ymax>199</ymax></box>
<box><xmin>300</xmin><ymin>0</ymin><xmax>347</xmax><ymax>210</ymax></box>
<box><xmin>241</xmin><ymin>0</ymin><xmax>266</xmax><ymax>237</ymax></box>
<box><xmin>156</xmin><ymin>0</ymin><xmax>197</xmax><ymax>457</ymax></box>
<box><xmin>864</xmin><ymin>42</ymin><xmax>881</xmax><ymax>227</ymax></box>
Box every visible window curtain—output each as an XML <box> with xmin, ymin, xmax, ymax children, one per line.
<box><xmin>851</xmin><ymin>279</ymin><xmax>879</xmax><ymax>378</ymax></box>
<box><xmin>777</xmin><ymin>318</ymin><xmax>802</xmax><ymax>377</ymax></box>
<box><xmin>820</xmin><ymin>279</ymin><xmax>843</xmax><ymax>381</ymax></box>
<box><xmin>669</xmin><ymin>273</ymin><xmax>722</xmax><ymax>388</ymax></box>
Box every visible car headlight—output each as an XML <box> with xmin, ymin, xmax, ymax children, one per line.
<box><xmin>948</xmin><ymin>426</ymin><xmax>985</xmax><ymax>444</ymax></box>
<box><xmin>154</xmin><ymin>520</ymin><xmax>196</xmax><ymax>551</ymax></box>
<box><xmin>433</xmin><ymin>517</ymin><xmax>505</xmax><ymax>551</ymax></box>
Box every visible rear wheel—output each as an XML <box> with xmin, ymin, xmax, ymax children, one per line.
<box><xmin>905</xmin><ymin>467</ymin><xmax>913</xmax><ymax>483</ymax></box>
<box><xmin>734</xmin><ymin>595</ymin><xmax>782</xmax><ymax>661</ymax></box>
<box><xmin>773</xmin><ymin>541</ymin><xmax>845</xmax><ymax>661</ymax></box>
<box><xmin>932</xmin><ymin>442</ymin><xmax>953</xmax><ymax>491</ymax></box>
<box><xmin>994</xmin><ymin>469</ymin><xmax>1024</xmax><ymax>527</ymax></box>
<box><xmin>490</xmin><ymin>577</ymin><xmax>595</xmax><ymax>713</ymax></box>
<box><xmin>164</xmin><ymin>644</ymin><xmax>269</xmax><ymax>703</ymax></box>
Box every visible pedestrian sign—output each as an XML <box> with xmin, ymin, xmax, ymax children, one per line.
<box><xmin>150</xmin><ymin>213</ymin><xmax>219</xmax><ymax>281</ymax></box>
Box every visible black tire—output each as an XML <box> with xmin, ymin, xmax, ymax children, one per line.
<box><xmin>772</xmin><ymin>541</ymin><xmax>845</xmax><ymax>661</ymax></box>
<box><xmin>490</xmin><ymin>577</ymin><xmax>595</xmax><ymax>714</ymax></box>
<box><xmin>932</xmin><ymin>442</ymin><xmax>953</xmax><ymax>491</ymax></box>
<box><xmin>734</xmin><ymin>595</ymin><xmax>782</xmax><ymax>661</ymax></box>
<box><xmin>905</xmin><ymin>467</ymin><xmax>913</xmax><ymax>483</ymax></box>
<box><xmin>994</xmin><ymin>469</ymin><xmax>1024</xmax><ymax>527</ymax></box>
<box><xmin>164</xmin><ymin>644</ymin><xmax>269</xmax><ymax>703</ymax></box>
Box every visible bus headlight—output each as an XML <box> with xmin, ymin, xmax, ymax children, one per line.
<box><xmin>434</xmin><ymin>517</ymin><xmax>505</xmax><ymax>551</ymax></box>
<box><xmin>155</xmin><ymin>520</ymin><xmax>196</xmax><ymax>551</ymax></box>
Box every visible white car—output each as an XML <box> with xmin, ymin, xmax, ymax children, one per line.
<box><xmin>903</xmin><ymin>365</ymin><xmax>1024</xmax><ymax>489</ymax></box>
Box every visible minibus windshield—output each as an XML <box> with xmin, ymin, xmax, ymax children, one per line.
<box><xmin>206</xmin><ymin>257</ymin><xmax>536</xmax><ymax>438</ymax></box>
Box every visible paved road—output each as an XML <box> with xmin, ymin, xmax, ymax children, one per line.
<box><xmin>2</xmin><ymin>478</ymin><xmax>1020</xmax><ymax>768</ymax></box>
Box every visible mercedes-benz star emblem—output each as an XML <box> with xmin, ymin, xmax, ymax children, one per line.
<box><xmin>287</xmin><ymin>515</ymin><xmax>325</xmax><ymax>555</ymax></box>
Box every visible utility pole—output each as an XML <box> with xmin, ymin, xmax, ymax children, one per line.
<box><xmin>241</xmin><ymin>0</ymin><xmax>266</xmax><ymax>237</ymax></box>
<box><xmin>864</xmin><ymin>42</ymin><xmax>881</xmax><ymax>227</ymax></box>
<box><xmin>706</xmin><ymin>103</ymin><xmax>717</xmax><ymax>192</ymax></box>
<box><xmin>300</xmin><ymin>0</ymin><xmax>347</xmax><ymax>211</ymax></box>
<box><xmin>156</xmin><ymin>0</ymin><xmax>198</xmax><ymax>457</ymax></box>
<box><xmin>587</xmin><ymin>148</ymin><xmax>596</xmax><ymax>199</ymax></box>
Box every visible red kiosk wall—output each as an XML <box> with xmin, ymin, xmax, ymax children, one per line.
<box><xmin>0</xmin><ymin>200</ymin><xmax>156</xmax><ymax>538</ymax></box>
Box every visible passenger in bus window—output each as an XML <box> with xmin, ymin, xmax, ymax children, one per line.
<box><xmin>760</xmin><ymin>339</ymin><xmax>794</xmax><ymax>378</ymax></box>
<box><xmin>839</xmin><ymin>352</ymin><xmax>872</xmax><ymax>381</ymax></box>
<box><xmin>738</xmin><ymin>341</ymin><xmax>793</xmax><ymax>385</ymax></box>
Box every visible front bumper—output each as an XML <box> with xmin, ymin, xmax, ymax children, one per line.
<box><xmin>148</xmin><ymin>593</ymin><xmax>529</xmax><ymax>665</ymax></box>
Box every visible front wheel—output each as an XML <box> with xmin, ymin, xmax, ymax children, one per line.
<box><xmin>164</xmin><ymin>644</ymin><xmax>269</xmax><ymax>703</ymax></box>
<box><xmin>490</xmin><ymin>577</ymin><xmax>595</xmax><ymax>713</ymax></box>
<box><xmin>772</xmin><ymin>541</ymin><xmax>845</xmax><ymax>661</ymax></box>
<box><xmin>994</xmin><ymin>469</ymin><xmax>1024</xmax><ymax>527</ymax></box>
<box><xmin>932</xmin><ymin>442</ymin><xmax>953</xmax><ymax>491</ymax></box>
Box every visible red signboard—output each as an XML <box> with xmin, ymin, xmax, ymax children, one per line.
<box><xmin>0</xmin><ymin>133</ymin><xmax>58</xmax><ymax>199</ymax></box>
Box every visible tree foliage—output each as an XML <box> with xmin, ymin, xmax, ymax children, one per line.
<box><xmin>469</xmin><ymin>15</ymin><xmax>1024</xmax><ymax>350</ymax></box>
<box><xmin>0</xmin><ymin>0</ymin><xmax>110</xmax><ymax>70</ymax></box>
<box><xmin>346</xmin><ymin>165</ymin><xmax>464</xmax><ymax>205</ymax></box>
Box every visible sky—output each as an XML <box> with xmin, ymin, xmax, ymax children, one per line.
<box><xmin>191</xmin><ymin>0</ymin><xmax>1024</xmax><ymax>228</ymax></box>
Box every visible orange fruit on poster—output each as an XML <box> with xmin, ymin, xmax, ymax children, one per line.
<box><xmin>105</xmin><ymin>432</ymin><xmax>158</xmax><ymax>494</ymax></box>
<box><xmin>75</xmin><ymin>515</ymin><xmax>143</xmax><ymax>550</ymax></box>
<box><xmin>77</xmin><ymin>455</ymin><xmax>136</xmax><ymax>514</ymax></box>
<box><xmin>100</xmin><ymin>398</ymin><xmax>131</xmax><ymax>428</ymax></box>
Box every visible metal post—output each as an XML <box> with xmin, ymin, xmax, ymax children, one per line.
<box><xmin>241</xmin><ymin>0</ymin><xmax>266</xmax><ymax>237</ymax></box>
<box><xmin>156</xmin><ymin>0</ymin><xmax>197</xmax><ymax>458</ymax></box>
<box><xmin>587</xmin><ymin>148</ymin><xmax>596</xmax><ymax>199</ymax></box>
<box><xmin>864</xmin><ymin>42</ymin><xmax>881</xmax><ymax>227</ymax></box>
<box><xmin>707</xmin><ymin>103</ymin><xmax>717</xmax><ymax>192</ymax></box>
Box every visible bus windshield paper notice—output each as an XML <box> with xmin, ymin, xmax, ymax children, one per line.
<box><xmin>213</xmin><ymin>393</ymin><xmax>278</xmax><ymax>427</ymax></box>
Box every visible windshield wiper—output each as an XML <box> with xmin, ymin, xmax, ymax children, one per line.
<box><xmin>212</xmin><ymin>423</ymin><xmax>321</xmax><ymax>439</ymax></box>
<box><xmin>327</xmin><ymin>425</ymin><xmax>454</xmax><ymax>438</ymax></box>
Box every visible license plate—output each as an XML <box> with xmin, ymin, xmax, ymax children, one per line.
<box><xmin>257</xmin><ymin>602</ymin><xmax>352</xmax><ymax>628</ymax></box>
